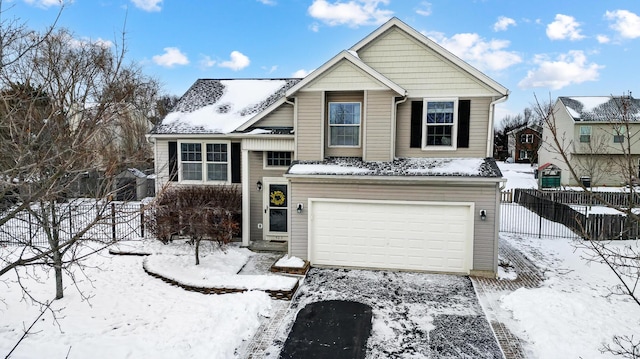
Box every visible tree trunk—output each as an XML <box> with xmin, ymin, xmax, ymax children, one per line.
<box><xmin>53</xmin><ymin>249</ymin><xmax>63</xmax><ymax>299</ymax></box>
<box><xmin>194</xmin><ymin>238</ymin><xmax>200</xmax><ymax>265</ymax></box>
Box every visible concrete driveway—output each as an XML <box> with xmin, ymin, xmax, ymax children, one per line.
<box><xmin>265</xmin><ymin>268</ymin><xmax>503</xmax><ymax>359</ymax></box>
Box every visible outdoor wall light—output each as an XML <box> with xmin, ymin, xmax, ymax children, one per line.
<box><xmin>297</xmin><ymin>203</ymin><xmax>304</xmax><ymax>213</ymax></box>
<box><xmin>480</xmin><ymin>209</ymin><xmax>487</xmax><ymax>221</ymax></box>
<box><xmin>256</xmin><ymin>181</ymin><xmax>262</xmax><ymax>191</ymax></box>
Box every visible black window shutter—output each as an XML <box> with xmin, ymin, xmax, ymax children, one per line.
<box><xmin>231</xmin><ymin>143</ymin><xmax>241</xmax><ymax>184</ymax></box>
<box><xmin>168</xmin><ymin>141</ymin><xmax>178</xmax><ymax>182</ymax></box>
<box><xmin>410</xmin><ymin>101</ymin><xmax>423</xmax><ymax>148</ymax></box>
<box><xmin>457</xmin><ymin>100</ymin><xmax>471</xmax><ymax>148</ymax></box>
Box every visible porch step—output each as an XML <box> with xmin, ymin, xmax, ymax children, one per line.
<box><xmin>249</xmin><ymin>240</ymin><xmax>287</xmax><ymax>253</ymax></box>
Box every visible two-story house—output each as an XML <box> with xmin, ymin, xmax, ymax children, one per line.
<box><xmin>148</xmin><ymin>18</ymin><xmax>509</xmax><ymax>277</ymax></box>
<box><xmin>507</xmin><ymin>124</ymin><xmax>542</xmax><ymax>163</ymax></box>
<box><xmin>538</xmin><ymin>96</ymin><xmax>640</xmax><ymax>186</ymax></box>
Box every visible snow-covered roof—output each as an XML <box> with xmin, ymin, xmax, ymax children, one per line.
<box><xmin>559</xmin><ymin>96</ymin><xmax>640</xmax><ymax>122</ymax></box>
<box><xmin>152</xmin><ymin>79</ymin><xmax>301</xmax><ymax>134</ymax></box>
<box><xmin>286</xmin><ymin>157</ymin><xmax>502</xmax><ymax>178</ymax></box>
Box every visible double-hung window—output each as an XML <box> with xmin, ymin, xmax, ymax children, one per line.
<box><xmin>179</xmin><ymin>142</ymin><xmax>229</xmax><ymax>183</ymax></box>
<box><xmin>579</xmin><ymin>126</ymin><xmax>591</xmax><ymax>143</ymax></box>
<box><xmin>613</xmin><ymin>126</ymin><xmax>625</xmax><ymax>144</ymax></box>
<box><xmin>521</xmin><ymin>134</ymin><xmax>534</xmax><ymax>143</ymax></box>
<box><xmin>423</xmin><ymin>99</ymin><xmax>457</xmax><ymax>149</ymax></box>
<box><xmin>329</xmin><ymin>102</ymin><xmax>361</xmax><ymax>147</ymax></box>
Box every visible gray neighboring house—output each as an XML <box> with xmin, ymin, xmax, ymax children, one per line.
<box><xmin>538</xmin><ymin>95</ymin><xmax>640</xmax><ymax>186</ymax></box>
<box><xmin>148</xmin><ymin>18</ymin><xmax>509</xmax><ymax>277</ymax></box>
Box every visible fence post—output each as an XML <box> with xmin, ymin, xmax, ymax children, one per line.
<box><xmin>111</xmin><ymin>202</ymin><xmax>116</xmax><ymax>241</ymax></box>
<box><xmin>140</xmin><ymin>203</ymin><xmax>145</xmax><ymax>238</ymax></box>
<box><xmin>28</xmin><ymin>211</ymin><xmax>33</xmax><ymax>243</ymax></box>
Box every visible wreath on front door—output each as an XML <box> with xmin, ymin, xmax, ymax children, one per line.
<box><xmin>270</xmin><ymin>190</ymin><xmax>286</xmax><ymax>206</ymax></box>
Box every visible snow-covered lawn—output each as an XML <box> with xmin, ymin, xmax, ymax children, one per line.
<box><xmin>495</xmin><ymin>234</ymin><xmax>640</xmax><ymax>358</ymax></box>
<box><xmin>0</xmin><ymin>241</ymin><xmax>292</xmax><ymax>359</ymax></box>
<box><xmin>497</xmin><ymin>162</ymin><xmax>538</xmax><ymax>190</ymax></box>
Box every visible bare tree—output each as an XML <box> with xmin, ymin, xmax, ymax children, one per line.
<box><xmin>536</xmin><ymin>93</ymin><xmax>640</xmax><ymax>358</ymax></box>
<box><xmin>0</xmin><ymin>25</ymin><xmax>159</xmax><ymax>302</ymax></box>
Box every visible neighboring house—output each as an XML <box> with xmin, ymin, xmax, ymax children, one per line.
<box><xmin>538</xmin><ymin>95</ymin><xmax>640</xmax><ymax>186</ymax></box>
<box><xmin>148</xmin><ymin>18</ymin><xmax>509</xmax><ymax>277</ymax></box>
<box><xmin>507</xmin><ymin>125</ymin><xmax>542</xmax><ymax>163</ymax></box>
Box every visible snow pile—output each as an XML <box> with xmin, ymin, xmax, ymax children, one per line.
<box><xmin>405</xmin><ymin>158</ymin><xmax>483</xmax><ymax>175</ymax></box>
<box><xmin>275</xmin><ymin>255</ymin><xmax>306</xmax><ymax>268</ymax></box>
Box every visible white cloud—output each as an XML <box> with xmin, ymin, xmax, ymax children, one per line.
<box><xmin>429</xmin><ymin>32</ymin><xmax>522</xmax><ymax>72</ymax></box>
<box><xmin>257</xmin><ymin>0</ymin><xmax>276</xmax><ymax>5</ymax></box>
<box><xmin>264</xmin><ymin>65</ymin><xmax>278</xmax><ymax>74</ymax></box>
<box><xmin>292</xmin><ymin>69</ymin><xmax>311</xmax><ymax>78</ymax></box>
<box><xmin>152</xmin><ymin>47</ymin><xmax>189</xmax><ymax>68</ymax></box>
<box><xmin>199</xmin><ymin>55</ymin><xmax>216</xmax><ymax>68</ymax></box>
<box><xmin>68</xmin><ymin>36</ymin><xmax>113</xmax><ymax>49</ymax></box>
<box><xmin>219</xmin><ymin>51</ymin><xmax>250</xmax><ymax>71</ymax></box>
<box><xmin>131</xmin><ymin>0</ymin><xmax>162</xmax><ymax>12</ymax></box>
<box><xmin>493</xmin><ymin>16</ymin><xmax>516</xmax><ymax>32</ymax></box>
<box><xmin>23</xmin><ymin>0</ymin><xmax>63</xmax><ymax>8</ymax></box>
<box><xmin>415</xmin><ymin>2</ymin><xmax>431</xmax><ymax>17</ymax></box>
<box><xmin>518</xmin><ymin>50</ymin><xmax>603</xmax><ymax>90</ymax></box>
<box><xmin>309</xmin><ymin>22</ymin><xmax>320</xmax><ymax>32</ymax></box>
<box><xmin>308</xmin><ymin>0</ymin><xmax>393</xmax><ymax>28</ymax></box>
<box><xmin>546</xmin><ymin>14</ymin><xmax>585</xmax><ymax>41</ymax></box>
<box><xmin>596</xmin><ymin>34</ymin><xmax>610</xmax><ymax>44</ymax></box>
<box><xmin>605</xmin><ymin>10</ymin><xmax>640</xmax><ymax>39</ymax></box>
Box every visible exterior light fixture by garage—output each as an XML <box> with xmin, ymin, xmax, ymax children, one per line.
<box><xmin>297</xmin><ymin>203</ymin><xmax>304</xmax><ymax>213</ymax></box>
<box><xmin>256</xmin><ymin>181</ymin><xmax>262</xmax><ymax>191</ymax></box>
<box><xmin>480</xmin><ymin>210</ymin><xmax>487</xmax><ymax>221</ymax></box>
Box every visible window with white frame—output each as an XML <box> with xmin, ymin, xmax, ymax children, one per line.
<box><xmin>519</xmin><ymin>150</ymin><xmax>530</xmax><ymax>159</ymax></box>
<box><xmin>265</xmin><ymin>151</ymin><xmax>292</xmax><ymax>167</ymax></box>
<box><xmin>179</xmin><ymin>142</ymin><xmax>229</xmax><ymax>182</ymax></box>
<box><xmin>329</xmin><ymin>102</ymin><xmax>361</xmax><ymax>147</ymax></box>
<box><xmin>579</xmin><ymin>126</ymin><xmax>591</xmax><ymax>143</ymax></box>
<box><xmin>423</xmin><ymin>99</ymin><xmax>457</xmax><ymax>149</ymax></box>
<box><xmin>521</xmin><ymin>133</ymin><xmax>534</xmax><ymax>143</ymax></box>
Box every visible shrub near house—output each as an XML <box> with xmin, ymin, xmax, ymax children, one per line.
<box><xmin>147</xmin><ymin>186</ymin><xmax>241</xmax><ymax>264</ymax></box>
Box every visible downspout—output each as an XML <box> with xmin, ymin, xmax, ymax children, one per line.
<box><xmin>487</xmin><ymin>93</ymin><xmax>509</xmax><ymax>157</ymax></box>
<box><xmin>393</xmin><ymin>95</ymin><xmax>408</xmax><ymax>159</ymax></box>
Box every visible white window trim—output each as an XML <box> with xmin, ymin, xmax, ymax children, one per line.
<box><xmin>521</xmin><ymin>134</ymin><xmax>534</xmax><ymax>143</ymax></box>
<box><xmin>579</xmin><ymin>126</ymin><xmax>591</xmax><ymax>143</ymax></box>
<box><xmin>422</xmin><ymin>98</ymin><xmax>458</xmax><ymax>151</ymax></box>
<box><xmin>263</xmin><ymin>151</ymin><xmax>293</xmax><ymax>170</ymax></box>
<box><xmin>327</xmin><ymin>101</ymin><xmax>362</xmax><ymax>148</ymax></box>
<box><xmin>177</xmin><ymin>140</ymin><xmax>231</xmax><ymax>184</ymax></box>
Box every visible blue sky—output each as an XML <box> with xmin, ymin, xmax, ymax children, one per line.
<box><xmin>9</xmin><ymin>0</ymin><xmax>640</xmax><ymax>122</ymax></box>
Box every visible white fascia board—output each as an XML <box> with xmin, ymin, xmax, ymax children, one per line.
<box><xmin>285</xmin><ymin>50</ymin><xmax>406</xmax><ymax>97</ymax></box>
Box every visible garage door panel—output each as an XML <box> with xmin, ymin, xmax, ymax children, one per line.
<box><xmin>309</xmin><ymin>200</ymin><xmax>473</xmax><ymax>273</ymax></box>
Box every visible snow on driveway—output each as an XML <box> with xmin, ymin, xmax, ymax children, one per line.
<box><xmin>264</xmin><ymin>268</ymin><xmax>503</xmax><ymax>358</ymax></box>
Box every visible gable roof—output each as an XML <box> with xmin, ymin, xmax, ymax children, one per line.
<box><xmin>506</xmin><ymin>124</ymin><xmax>542</xmax><ymax>135</ymax></box>
<box><xmin>558</xmin><ymin>96</ymin><xmax>640</xmax><ymax>122</ymax></box>
<box><xmin>151</xmin><ymin>79</ymin><xmax>300</xmax><ymax>135</ymax></box>
<box><xmin>350</xmin><ymin>17</ymin><xmax>509</xmax><ymax>96</ymax></box>
<box><xmin>284</xmin><ymin>50</ymin><xmax>406</xmax><ymax>97</ymax></box>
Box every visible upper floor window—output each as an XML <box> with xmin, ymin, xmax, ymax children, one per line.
<box><xmin>613</xmin><ymin>126</ymin><xmax>625</xmax><ymax>144</ymax></box>
<box><xmin>179</xmin><ymin>141</ymin><xmax>229</xmax><ymax>183</ymax></box>
<box><xmin>579</xmin><ymin>126</ymin><xmax>591</xmax><ymax>143</ymax></box>
<box><xmin>521</xmin><ymin>134</ymin><xmax>534</xmax><ymax>143</ymax></box>
<box><xmin>265</xmin><ymin>151</ymin><xmax>292</xmax><ymax>167</ymax></box>
<box><xmin>423</xmin><ymin>99</ymin><xmax>458</xmax><ymax>149</ymax></box>
<box><xmin>329</xmin><ymin>102</ymin><xmax>361</xmax><ymax>147</ymax></box>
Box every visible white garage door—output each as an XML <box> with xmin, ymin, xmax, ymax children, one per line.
<box><xmin>309</xmin><ymin>199</ymin><xmax>474</xmax><ymax>274</ymax></box>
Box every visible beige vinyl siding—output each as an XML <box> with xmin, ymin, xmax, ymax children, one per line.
<box><xmin>154</xmin><ymin>139</ymin><xmax>170</xmax><ymax>192</ymax></box>
<box><xmin>365</xmin><ymin>90</ymin><xmax>394</xmax><ymax>161</ymax></box>
<box><xmin>251</xmin><ymin>103</ymin><xmax>294</xmax><ymax>128</ymax></box>
<box><xmin>357</xmin><ymin>28</ymin><xmax>500</xmax><ymax>97</ymax></box>
<box><xmin>305</xmin><ymin>59</ymin><xmax>389</xmax><ymax>91</ymax></box>
<box><xmin>325</xmin><ymin>91</ymin><xmax>364</xmax><ymax>158</ymax></box>
<box><xmin>395</xmin><ymin>97</ymin><xmax>490</xmax><ymax>158</ymax></box>
<box><xmin>289</xmin><ymin>180</ymin><xmax>498</xmax><ymax>272</ymax></box>
<box><xmin>248</xmin><ymin>151</ymin><xmax>287</xmax><ymax>241</ymax></box>
<box><xmin>295</xmin><ymin>91</ymin><xmax>323</xmax><ymax>160</ymax></box>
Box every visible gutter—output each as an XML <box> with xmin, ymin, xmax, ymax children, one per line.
<box><xmin>487</xmin><ymin>93</ymin><xmax>510</xmax><ymax>157</ymax></box>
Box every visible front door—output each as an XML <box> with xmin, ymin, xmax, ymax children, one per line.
<box><xmin>263</xmin><ymin>177</ymin><xmax>289</xmax><ymax>241</ymax></box>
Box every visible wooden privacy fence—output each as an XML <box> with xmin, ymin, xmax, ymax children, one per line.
<box><xmin>511</xmin><ymin>189</ymin><xmax>640</xmax><ymax>240</ymax></box>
